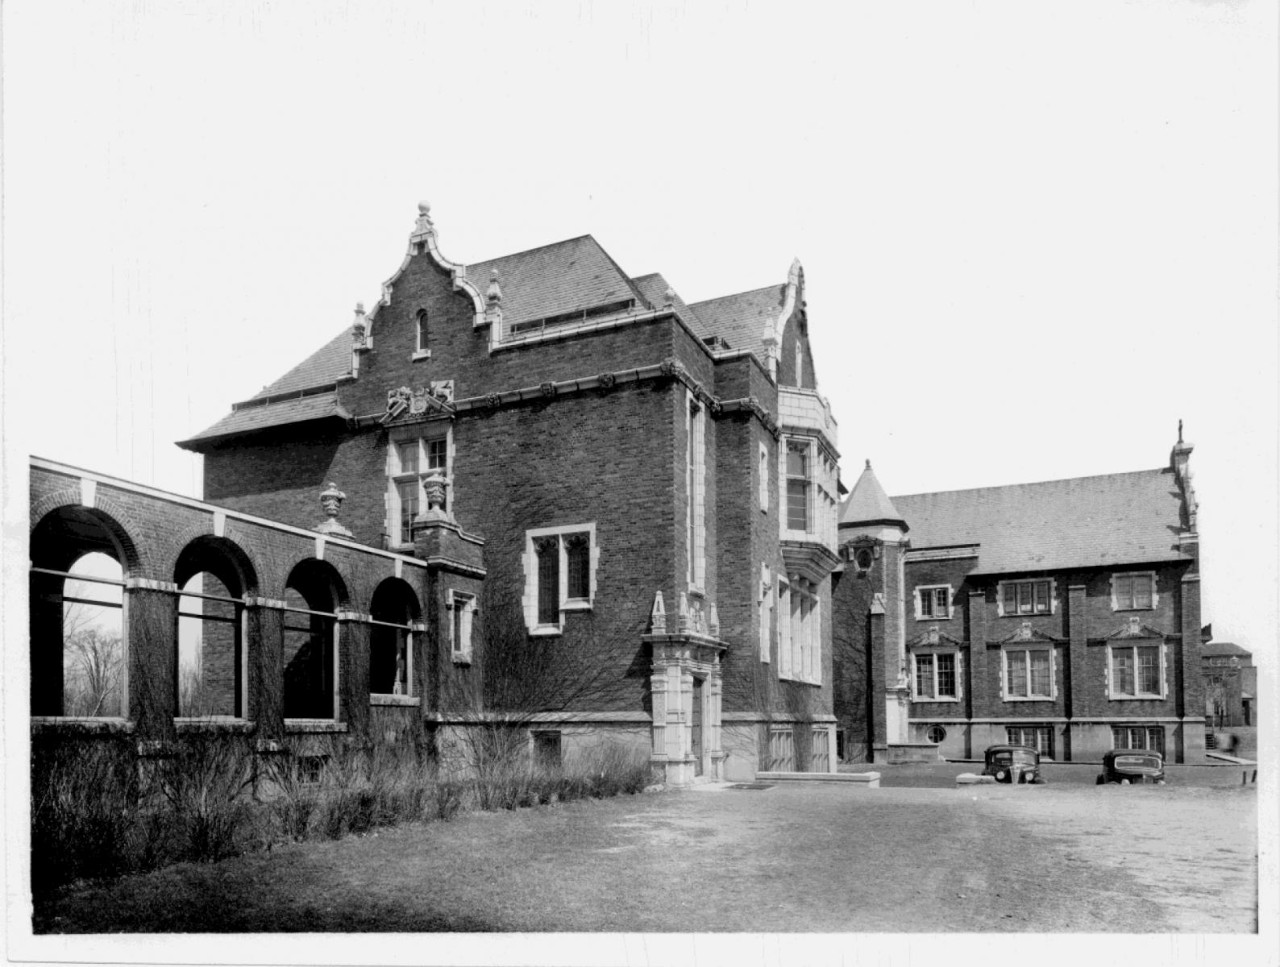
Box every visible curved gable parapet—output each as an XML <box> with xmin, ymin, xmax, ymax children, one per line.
<box><xmin>761</xmin><ymin>258</ymin><xmax>804</xmax><ymax>379</ymax></box>
<box><xmin>364</xmin><ymin>202</ymin><xmax>486</xmax><ymax>347</ymax></box>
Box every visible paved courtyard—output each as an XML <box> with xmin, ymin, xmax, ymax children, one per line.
<box><xmin>35</xmin><ymin>765</ymin><xmax>1256</xmax><ymax>934</ymax></box>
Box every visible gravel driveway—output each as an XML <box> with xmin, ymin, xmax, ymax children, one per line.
<box><xmin>34</xmin><ymin>771</ymin><xmax>1256</xmax><ymax>934</ymax></box>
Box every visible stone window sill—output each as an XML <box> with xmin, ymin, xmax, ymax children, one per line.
<box><xmin>370</xmin><ymin>695</ymin><xmax>420</xmax><ymax>707</ymax></box>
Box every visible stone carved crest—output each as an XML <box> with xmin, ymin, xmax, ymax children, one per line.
<box><xmin>597</xmin><ymin>372</ymin><xmax>617</xmax><ymax>390</ymax></box>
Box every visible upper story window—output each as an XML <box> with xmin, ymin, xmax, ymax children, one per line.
<box><xmin>999</xmin><ymin>579</ymin><xmax>1054</xmax><ymax>616</ymax></box>
<box><xmin>916</xmin><ymin>585</ymin><xmax>952</xmax><ymax>620</ymax></box>
<box><xmin>785</xmin><ymin>440</ymin><xmax>811</xmax><ymax>532</ymax></box>
<box><xmin>686</xmin><ymin>394</ymin><xmax>706</xmax><ymax>591</ymax></box>
<box><xmin>414</xmin><ymin>310</ymin><xmax>430</xmax><ymax>358</ymax></box>
<box><xmin>388</xmin><ymin>427</ymin><xmax>450</xmax><ymax>547</ymax></box>
<box><xmin>759</xmin><ymin>442</ymin><xmax>769</xmax><ymax>513</ymax></box>
<box><xmin>1112</xmin><ymin>572</ymin><xmax>1156</xmax><ymax>611</ymax></box>
<box><xmin>913</xmin><ymin>652</ymin><xmax>959</xmax><ymax>701</ymax></box>
<box><xmin>1004</xmin><ymin>647</ymin><xmax>1054</xmax><ymax>700</ymax></box>
<box><xmin>523</xmin><ymin>524</ymin><xmax>598</xmax><ymax>635</ymax></box>
<box><xmin>1109</xmin><ymin>642</ymin><xmax>1165</xmax><ymax>699</ymax></box>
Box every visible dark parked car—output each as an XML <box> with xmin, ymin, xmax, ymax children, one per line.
<box><xmin>1097</xmin><ymin>749</ymin><xmax>1166</xmax><ymax>785</ymax></box>
<box><xmin>982</xmin><ymin>744</ymin><xmax>1045</xmax><ymax>784</ymax></box>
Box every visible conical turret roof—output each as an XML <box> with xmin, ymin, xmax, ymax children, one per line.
<box><xmin>840</xmin><ymin>461</ymin><xmax>908</xmax><ymax>530</ymax></box>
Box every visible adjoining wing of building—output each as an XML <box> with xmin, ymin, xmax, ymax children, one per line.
<box><xmin>31</xmin><ymin>203</ymin><xmax>841</xmax><ymax>783</ymax></box>
<box><xmin>831</xmin><ymin>438</ymin><xmax>1205</xmax><ymax>763</ymax></box>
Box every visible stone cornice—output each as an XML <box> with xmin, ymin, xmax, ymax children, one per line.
<box><xmin>352</xmin><ymin>358</ymin><xmax>782</xmax><ymax>438</ymax></box>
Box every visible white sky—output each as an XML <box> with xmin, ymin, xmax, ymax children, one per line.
<box><xmin>3</xmin><ymin>0</ymin><xmax>1276</xmax><ymax>679</ymax></box>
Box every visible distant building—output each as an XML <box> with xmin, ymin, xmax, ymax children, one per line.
<box><xmin>1202</xmin><ymin>640</ymin><xmax>1254</xmax><ymax>729</ymax></box>
<box><xmin>833</xmin><ymin>432</ymin><xmax>1205</xmax><ymax>764</ymax></box>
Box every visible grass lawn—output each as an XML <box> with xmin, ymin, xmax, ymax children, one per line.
<box><xmin>33</xmin><ymin>780</ymin><xmax>1256</xmax><ymax>933</ymax></box>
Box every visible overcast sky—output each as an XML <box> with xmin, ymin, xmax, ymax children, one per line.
<box><xmin>4</xmin><ymin>0</ymin><xmax>1276</xmax><ymax>669</ymax></box>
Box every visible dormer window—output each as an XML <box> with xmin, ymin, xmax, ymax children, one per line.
<box><xmin>413</xmin><ymin>310</ymin><xmax>430</xmax><ymax>359</ymax></box>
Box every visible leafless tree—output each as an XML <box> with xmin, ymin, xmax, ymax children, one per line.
<box><xmin>63</xmin><ymin>627</ymin><xmax>124</xmax><ymax>717</ymax></box>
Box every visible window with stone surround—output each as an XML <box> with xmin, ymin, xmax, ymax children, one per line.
<box><xmin>1112</xmin><ymin>725</ymin><xmax>1164</xmax><ymax>755</ymax></box>
<box><xmin>1112</xmin><ymin>572</ymin><xmax>1157</xmax><ymax>611</ymax></box>
<box><xmin>1003</xmin><ymin>647</ymin><xmax>1054</xmax><ymax>700</ymax></box>
<box><xmin>759</xmin><ymin>442</ymin><xmax>769</xmax><ymax>513</ymax></box>
<box><xmin>998</xmin><ymin>578</ymin><xmax>1054</xmax><ymax>616</ymax></box>
<box><xmin>759</xmin><ymin>564</ymin><xmax>773</xmax><ymax>663</ymax></box>
<box><xmin>785</xmin><ymin>440</ymin><xmax>811</xmax><ymax>532</ymax></box>
<box><xmin>686</xmin><ymin>393</ymin><xmax>706</xmax><ymax>591</ymax></box>
<box><xmin>414</xmin><ymin>309</ymin><xmax>430</xmax><ymax>358</ymax></box>
<box><xmin>523</xmin><ymin>524</ymin><xmax>597</xmax><ymax>634</ymax></box>
<box><xmin>387</xmin><ymin>425</ymin><xmax>451</xmax><ymax>547</ymax></box>
<box><xmin>1108</xmin><ymin>642</ymin><xmax>1166</xmax><ymax>699</ymax></box>
<box><xmin>915</xmin><ymin>585</ymin><xmax>953</xmax><ymax>620</ymax></box>
<box><xmin>448</xmin><ymin>589</ymin><xmax>476</xmax><ymax>664</ymax></box>
<box><xmin>1007</xmin><ymin>725</ymin><xmax>1054</xmax><ymax>757</ymax></box>
<box><xmin>779</xmin><ymin>578</ymin><xmax>821</xmax><ymax>686</ymax></box>
<box><xmin>913</xmin><ymin>652</ymin><xmax>960</xmax><ymax>701</ymax></box>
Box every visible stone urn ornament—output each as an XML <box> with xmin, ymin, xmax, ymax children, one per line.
<box><xmin>314</xmin><ymin>482</ymin><xmax>353</xmax><ymax>537</ymax></box>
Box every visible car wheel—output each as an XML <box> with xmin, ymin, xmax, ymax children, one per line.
<box><xmin>1096</xmin><ymin>775</ymin><xmax>1104</xmax><ymax>785</ymax></box>
<box><xmin>1120</xmin><ymin>779</ymin><xmax>1130</xmax><ymax>785</ymax></box>
<box><xmin>996</xmin><ymin>769</ymin><xmax>1007</xmax><ymax>781</ymax></box>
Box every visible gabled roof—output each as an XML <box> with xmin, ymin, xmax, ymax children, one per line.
<box><xmin>179</xmin><ymin>393</ymin><xmax>351</xmax><ymax>447</ymax></box>
<box><xmin>1202</xmin><ymin>640</ymin><xmax>1252</xmax><ymax>659</ymax></box>
<box><xmin>249</xmin><ymin>326</ymin><xmax>352</xmax><ymax>401</ymax></box>
<box><xmin>893</xmin><ymin>469</ymin><xmax>1189</xmax><ymax>574</ymax></box>
<box><xmin>469</xmin><ymin>235</ymin><xmax>645</xmax><ymax>326</ymax></box>
<box><xmin>840</xmin><ymin>462</ymin><xmax>907</xmax><ymax>529</ymax></box>
<box><xmin>631</xmin><ymin>272</ymin><xmax>702</xmax><ymax>331</ymax></box>
<box><xmin>687</xmin><ymin>284</ymin><xmax>784</xmax><ymax>358</ymax></box>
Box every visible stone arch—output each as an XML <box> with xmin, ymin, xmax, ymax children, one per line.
<box><xmin>29</xmin><ymin>498</ymin><xmax>140</xmax><ymax>718</ymax></box>
<box><xmin>280</xmin><ymin>557</ymin><xmax>350</xmax><ymax>720</ymax></box>
<box><xmin>163</xmin><ymin>519</ymin><xmax>270</xmax><ymax>595</ymax></box>
<box><xmin>30</xmin><ymin>487</ymin><xmax>147</xmax><ymax>575</ymax></box>
<box><xmin>368</xmin><ymin>577</ymin><xmax>422</xmax><ymax>697</ymax></box>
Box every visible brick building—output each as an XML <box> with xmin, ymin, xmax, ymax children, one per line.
<box><xmin>102</xmin><ymin>201</ymin><xmax>843</xmax><ymax>783</ymax></box>
<box><xmin>1202</xmin><ymin>640</ymin><xmax>1255</xmax><ymax>729</ymax></box>
<box><xmin>833</xmin><ymin>433</ymin><xmax>1205</xmax><ymax>764</ymax></box>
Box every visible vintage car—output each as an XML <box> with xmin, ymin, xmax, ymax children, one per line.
<box><xmin>981</xmin><ymin>744</ymin><xmax>1045</xmax><ymax>784</ymax></box>
<box><xmin>1096</xmin><ymin>749</ymin><xmax>1166</xmax><ymax>785</ymax></box>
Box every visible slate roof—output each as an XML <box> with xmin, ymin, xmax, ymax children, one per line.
<box><xmin>183</xmin><ymin>231</ymin><xmax>788</xmax><ymax>447</ymax></box>
<box><xmin>469</xmin><ymin>235</ymin><xmax>645</xmax><ymax>327</ymax></box>
<box><xmin>631</xmin><ymin>272</ymin><xmax>703</xmax><ymax>329</ymax></box>
<box><xmin>892</xmin><ymin>469</ymin><xmax>1189</xmax><ymax>574</ymax></box>
<box><xmin>687</xmin><ymin>284</ymin><xmax>784</xmax><ymax>356</ymax></box>
<box><xmin>249</xmin><ymin>326</ymin><xmax>352</xmax><ymax>401</ymax></box>
<box><xmin>1201</xmin><ymin>641</ymin><xmax>1252</xmax><ymax>659</ymax></box>
<box><xmin>840</xmin><ymin>462</ymin><xmax>907</xmax><ymax>528</ymax></box>
<box><xmin>180</xmin><ymin>393</ymin><xmax>351</xmax><ymax>446</ymax></box>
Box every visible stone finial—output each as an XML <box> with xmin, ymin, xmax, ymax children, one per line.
<box><xmin>708</xmin><ymin>602</ymin><xmax>720</xmax><ymax>638</ymax></box>
<box><xmin>650</xmin><ymin>591</ymin><xmax>667</xmax><ymax>634</ymax></box>
<box><xmin>865</xmin><ymin>459</ymin><xmax>871</xmax><ymax>470</ymax></box>
<box><xmin>1178</xmin><ymin>418</ymin><xmax>1183</xmax><ymax>445</ymax></box>
<box><xmin>677</xmin><ymin>592</ymin><xmax>691</xmax><ymax>633</ymax></box>
<box><xmin>314</xmin><ymin>482</ymin><xmax>353</xmax><ymax>537</ymax></box>
<box><xmin>351</xmin><ymin>302</ymin><xmax>368</xmax><ymax>347</ymax></box>
<box><xmin>487</xmin><ymin>269</ymin><xmax>503</xmax><ymax>306</ymax></box>
<box><xmin>664</xmin><ymin>286</ymin><xmax>675</xmax><ymax>308</ymax></box>
<box><xmin>410</xmin><ymin>200</ymin><xmax>435</xmax><ymax>245</ymax></box>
